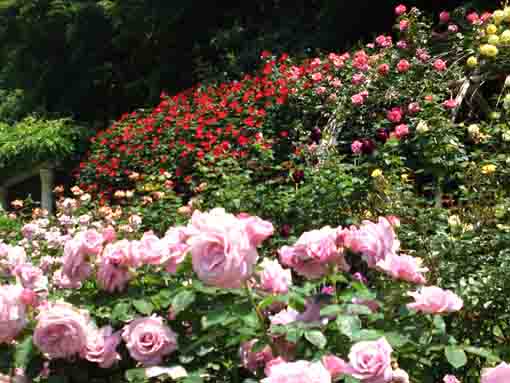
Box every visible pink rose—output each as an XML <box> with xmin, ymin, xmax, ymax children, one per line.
<box><xmin>443</xmin><ymin>375</ymin><xmax>460</xmax><ymax>383</ymax></box>
<box><xmin>62</xmin><ymin>239</ymin><xmax>91</xmax><ymax>284</ymax></box>
<box><xmin>348</xmin><ymin>217</ymin><xmax>400</xmax><ymax>268</ymax></box>
<box><xmin>448</xmin><ymin>24</ymin><xmax>459</xmax><ymax>33</ymax></box>
<box><xmin>258</xmin><ymin>259</ymin><xmax>292</xmax><ymax>294</ymax></box>
<box><xmin>397</xmin><ymin>59</ymin><xmax>411</xmax><ymax>73</ymax></box>
<box><xmin>240</xmin><ymin>339</ymin><xmax>274</xmax><ymax>372</ymax></box>
<box><xmin>443</xmin><ymin>99</ymin><xmax>458</xmax><ymax>109</ymax></box>
<box><xmin>396</xmin><ymin>40</ymin><xmax>408</xmax><ymax>50</ymax></box>
<box><xmin>21</xmin><ymin>223</ymin><xmax>39</xmax><ymax>240</ymax></box>
<box><xmin>391</xmin><ymin>369</ymin><xmax>410</xmax><ymax>383</ymax></box>
<box><xmin>237</xmin><ymin>213</ymin><xmax>274</xmax><ymax>247</ymax></box>
<box><xmin>481</xmin><ymin>363</ymin><xmax>510</xmax><ymax>383</ymax></box>
<box><xmin>96</xmin><ymin>257</ymin><xmax>132</xmax><ymax>293</ymax></box>
<box><xmin>13</xmin><ymin>263</ymin><xmax>47</xmax><ymax>291</ymax></box>
<box><xmin>102</xmin><ymin>226</ymin><xmax>117</xmax><ymax>243</ymax></box>
<box><xmin>311</xmin><ymin>72</ymin><xmax>323</xmax><ymax>82</ymax></box>
<box><xmin>103</xmin><ymin>240</ymin><xmax>139</xmax><ymax>268</ymax></box>
<box><xmin>351</xmin><ymin>140</ymin><xmax>364</xmax><ymax>154</ymax></box>
<box><xmin>347</xmin><ymin>338</ymin><xmax>393</xmax><ymax>383</ymax></box>
<box><xmin>395</xmin><ymin>4</ymin><xmax>407</xmax><ymax>15</ymax></box>
<box><xmin>84</xmin><ymin>326</ymin><xmax>121</xmax><ymax>368</ymax></box>
<box><xmin>407</xmin><ymin>102</ymin><xmax>421</xmax><ymax>114</ymax></box>
<box><xmin>188</xmin><ymin>209</ymin><xmax>260</xmax><ymax>288</ymax></box>
<box><xmin>387</xmin><ymin>107</ymin><xmax>403</xmax><ymax>123</ymax></box>
<box><xmin>394</xmin><ymin>124</ymin><xmax>409</xmax><ymax>139</ymax></box>
<box><xmin>270</xmin><ymin>307</ymin><xmax>300</xmax><ymax>325</ymax></box>
<box><xmin>375</xmin><ymin>35</ymin><xmax>392</xmax><ymax>48</ymax></box>
<box><xmin>262</xmin><ymin>360</ymin><xmax>331</xmax><ymax>383</ymax></box>
<box><xmin>399</xmin><ymin>20</ymin><xmax>409</xmax><ymax>31</ymax></box>
<box><xmin>378</xmin><ymin>64</ymin><xmax>390</xmax><ymax>76</ymax></box>
<box><xmin>466</xmin><ymin>12</ymin><xmax>479</xmax><ymax>24</ymax></box>
<box><xmin>0</xmin><ymin>284</ymin><xmax>27</xmax><ymax>344</ymax></box>
<box><xmin>52</xmin><ymin>268</ymin><xmax>83</xmax><ymax>289</ymax></box>
<box><xmin>279</xmin><ymin>226</ymin><xmax>350</xmax><ymax>279</ymax></box>
<box><xmin>439</xmin><ymin>11</ymin><xmax>450</xmax><ymax>23</ymax></box>
<box><xmin>351</xmin><ymin>94</ymin><xmax>365</xmax><ymax>106</ymax></box>
<box><xmin>407</xmin><ymin>286</ymin><xmax>463</xmax><ymax>314</ymax></box>
<box><xmin>352</xmin><ymin>73</ymin><xmax>366</xmax><ymax>85</ymax></box>
<box><xmin>322</xmin><ymin>355</ymin><xmax>349</xmax><ymax>379</ymax></box>
<box><xmin>161</xmin><ymin>226</ymin><xmax>190</xmax><ymax>273</ymax></box>
<box><xmin>132</xmin><ymin>231</ymin><xmax>169</xmax><ymax>266</ymax></box>
<box><xmin>376</xmin><ymin>253</ymin><xmax>428</xmax><ymax>284</ymax></box>
<box><xmin>433</xmin><ymin>59</ymin><xmax>447</xmax><ymax>72</ymax></box>
<box><xmin>79</xmin><ymin>229</ymin><xmax>104</xmax><ymax>255</ymax></box>
<box><xmin>33</xmin><ymin>301</ymin><xmax>91</xmax><ymax>359</ymax></box>
<box><xmin>122</xmin><ymin>315</ymin><xmax>178</xmax><ymax>366</ymax></box>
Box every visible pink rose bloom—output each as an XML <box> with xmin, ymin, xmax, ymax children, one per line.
<box><xmin>62</xmin><ymin>239</ymin><xmax>91</xmax><ymax>284</ymax></box>
<box><xmin>481</xmin><ymin>363</ymin><xmax>510</xmax><ymax>383</ymax></box>
<box><xmin>351</xmin><ymin>140</ymin><xmax>364</xmax><ymax>154</ymax></box>
<box><xmin>237</xmin><ymin>213</ymin><xmax>274</xmax><ymax>247</ymax></box>
<box><xmin>397</xmin><ymin>59</ymin><xmax>411</xmax><ymax>73</ymax></box>
<box><xmin>102</xmin><ymin>226</ymin><xmax>117</xmax><ymax>243</ymax></box>
<box><xmin>102</xmin><ymin>240</ymin><xmax>139</xmax><ymax>268</ymax></box>
<box><xmin>395</xmin><ymin>4</ymin><xmax>407</xmax><ymax>15</ymax></box>
<box><xmin>407</xmin><ymin>286</ymin><xmax>463</xmax><ymax>314</ymax></box>
<box><xmin>443</xmin><ymin>99</ymin><xmax>458</xmax><ymax>109</ymax></box>
<box><xmin>448</xmin><ymin>24</ymin><xmax>459</xmax><ymax>33</ymax></box>
<box><xmin>122</xmin><ymin>315</ymin><xmax>178</xmax><ymax>366</ymax></box>
<box><xmin>375</xmin><ymin>35</ymin><xmax>392</xmax><ymax>48</ymax></box>
<box><xmin>416</xmin><ymin>48</ymin><xmax>430</xmax><ymax>62</ymax></box>
<box><xmin>262</xmin><ymin>360</ymin><xmax>331</xmax><ymax>383</ymax></box>
<box><xmin>78</xmin><ymin>229</ymin><xmax>104</xmax><ymax>255</ymax></box>
<box><xmin>189</xmin><ymin>209</ymin><xmax>260</xmax><ymax>288</ymax></box>
<box><xmin>348</xmin><ymin>217</ymin><xmax>400</xmax><ymax>268</ymax></box>
<box><xmin>21</xmin><ymin>223</ymin><xmax>38</xmax><ymax>240</ymax></box>
<box><xmin>0</xmin><ymin>284</ymin><xmax>27</xmax><ymax>344</ymax></box>
<box><xmin>279</xmin><ymin>226</ymin><xmax>350</xmax><ymax>279</ymax></box>
<box><xmin>387</xmin><ymin>107</ymin><xmax>403</xmax><ymax>123</ymax></box>
<box><xmin>466</xmin><ymin>12</ymin><xmax>479</xmax><ymax>24</ymax></box>
<box><xmin>84</xmin><ymin>326</ymin><xmax>122</xmax><ymax>368</ymax></box>
<box><xmin>13</xmin><ymin>263</ymin><xmax>47</xmax><ymax>291</ymax></box>
<box><xmin>52</xmin><ymin>268</ymin><xmax>83</xmax><ymax>289</ymax></box>
<box><xmin>322</xmin><ymin>355</ymin><xmax>349</xmax><ymax>379</ymax></box>
<box><xmin>96</xmin><ymin>257</ymin><xmax>132</xmax><ymax>293</ymax></box>
<box><xmin>352</xmin><ymin>73</ymin><xmax>366</xmax><ymax>85</ymax></box>
<box><xmin>5</xmin><ymin>246</ymin><xmax>26</xmax><ymax>271</ymax></box>
<box><xmin>433</xmin><ymin>59</ymin><xmax>447</xmax><ymax>72</ymax></box>
<box><xmin>33</xmin><ymin>301</ymin><xmax>91</xmax><ymax>359</ymax></box>
<box><xmin>132</xmin><ymin>231</ymin><xmax>169</xmax><ymax>266</ymax></box>
<box><xmin>443</xmin><ymin>375</ymin><xmax>460</xmax><ymax>383</ymax></box>
<box><xmin>311</xmin><ymin>72</ymin><xmax>323</xmax><ymax>82</ymax></box>
<box><xmin>439</xmin><ymin>11</ymin><xmax>450</xmax><ymax>23</ymax></box>
<box><xmin>407</xmin><ymin>102</ymin><xmax>421</xmax><ymax>114</ymax></box>
<box><xmin>240</xmin><ymin>339</ymin><xmax>274</xmax><ymax>372</ymax></box>
<box><xmin>394</xmin><ymin>124</ymin><xmax>409</xmax><ymax>139</ymax></box>
<box><xmin>258</xmin><ymin>259</ymin><xmax>292</xmax><ymax>294</ymax></box>
<box><xmin>270</xmin><ymin>307</ymin><xmax>300</xmax><ymax>325</ymax></box>
<box><xmin>347</xmin><ymin>337</ymin><xmax>393</xmax><ymax>383</ymax></box>
<box><xmin>351</xmin><ymin>94</ymin><xmax>365</xmax><ymax>106</ymax></box>
<box><xmin>376</xmin><ymin>253</ymin><xmax>428</xmax><ymax>284</ymax></box>
<box><xmin>378</xmin><ymin>64</ymin><xmax>390</xmax><ymax>76</ymax></box>
<box><xmin>481</xmin><ymin>12</ymin><xmax>492</xmax><ymax>22</ymax></box>
<box><xmin>330</xmin><ymin>78</ymin><xmax>342</xmax><ymax>88</ymax></box>
<box><xmin>161</xmin><ymin>226</ymin><xmax>190</xmax><ymax>273</ymax></box>
<box><xmin>396</xmin><ymin>40</ymin><xmax>408</xmax><ymax>50</ymax></box>
<box><xmin>399</xmin><ymin>20</ymin><xmax>409</xmax><ymax>31</ymax></box>
<box><xmin>391</xmin><ymin>369</ymin><xmax>410</xmax><ymax>383</ymax></box>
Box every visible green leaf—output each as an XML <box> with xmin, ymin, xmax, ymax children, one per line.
<box><xmin>433</xmin><ymin>315</ymin><xmax>446</xmax><ymax>334</ymax></box>
<box><xmin>112</xmin><ymin>302</ymin><xmax>133</xmax><ymax>322</ymax></box>
<box><xmin>14</xmin><ymin>336</ymin><xmax>33</xmax><ymax>368</ymax></box>
<box><xmin>320</xmin><ymin>304</ymin><xmax>343</xmax><ymax>317</ymax></box>
<box><xmin>351</xmin><ymin>329</ymin><xmax>383</xmax><ymax>342</ymax></box>
<box><xmin>384</xmin><ymin>332</ymin><xmax>409</xmax><ymax>348</ymax></box>
<box><xmin>172</xmin><ymin>291</ymin><xmax>196</xmax><ymax>315</ymax></box>
<box><xmin>463</xmin><ymin>346</ymin><xmax>501</xmax><ymax>362</ymax></box>
<box><xmin>133</xmin><ymin>299</ymin><xmax>155</xmax><ymax>315</ymax></box>
<box><xmin>305</xmin><ymin>330</ymin><xmax>327</xmax><ymax>349</ymax></box>
<box><xmin>201</xmin><ymin>310</ymin><xmax>230</xmax><ymax>329</ymax></box>
<box><xmin>345</xmin><ymin>304</ymin><xmax>373</xmax><ymax>316</ymax></box>
<box><xmin>336</xmin><ymin>315</ymin><xmax>361</xmax><ymax>339</ymax></box>
<box><xmin>258</xmin><ymin>294</ymin><xmax>289</xmax><ymax>310</ymax></box>
<box><xmin>445</xmin><ymin>346</ymin><xmax>468</xmax><ymax>369</ymax></box>
<box><xmin>125</xmin><ymin>368</ymin><xmax>148</xmax><ymax>383</ymax></box>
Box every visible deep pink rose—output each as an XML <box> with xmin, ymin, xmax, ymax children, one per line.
<box><xmin>33</xmin><ymin>301</ymin><xmax>91</xmax><ymax>359</ymax></box>
<box><xmin>394</xmin><ymin>124</ymin><xmax>409</xmax><ymax>139</ymax></box>
<box><xmin>262</xmin><ymin>360</ymin><xmax>331</xmax><ymax>383</ymax></box>
<box><xmin>322</xmin><ymin>355</ymin><xmax>349</xmax><ymax>379</ymax></box>
<box><xmin>348</xmin><ymin>217</ymin><xmax>400</xmax><ymax>268</ymax></box>
<box><xmin>351</xmin><ymin>94</ymin><xmax>365</xmax><ymax>106</ymax></box>
<box><xmin>443</xmin><ymin>99</ymin><xmax>458</xmax><ymax>109</ymax></box>
<box><xmin>395</xmin><ymin>4</ymin><xmax>407</xmax><ymax>15</ymax></box>
<box><xmin>376</xmin><ymin>253</ymin><xmax>428</xmax><ymax>284</ymax></box>
<box><xmin>433</xmin><ymin>59</ymin><xmax>447</xmax><ymax>72</ymax></box>
<box><xmin>240</xmin><ymin>339</ymin><xmax>274</xmax><ymax>372</ymax></box>
<box><xmin>347</xmin><ymin>337</ymin><xmax>393</xmax><ymax>383</ymax></box>
<box><xmin>84</xmin><ymin>326</ymin><xmax>121</xmax><ymax>368</ymax></box>
<box><xmin>397</xmin><ymin>59</ymin><xmax>411</xmax><ymax>73</ymax></box>
<box><xmin>481</xmin><ymin>363</ymin><xmax>510</xmax><ymax>383</ymax></box>
<box><xmin>0</xmin><ymin>284</ymin><xmax>27</xmax><ymax>344</ymax></box>
<box><xmin>258</xmin><ymin>259</ymin><xmax>292</xmax><ymax>294</ymax></box>
<box><xmin>378</xmin><ymin>64</ymin><xmax>390</xmax><ymax>76</ymax></box>
<box><xmin>351</xmin><ymin>140</ymin><xmax>364</xmax><ymax>154</ymax></box>
<box><xmin>466</xmin><ymin>12</ymin><xmax>479</xmax><ymax>24</ymax></box>
<box><xmin>122</xmin><ymin>315</ymin><xmax>178</xmax><ymax>366</ymax></box>
<box><xmin>279</xmin><ymin>226</ymin><xmax>350</xmax><ymax>279</ymax></box>
<box><xmin>439</xmin><ymin>11</ymin><xmax>450</xmax><ymax>23</ymax></box>
<box><xmin>407</xmin><ymin>286</ymin><xmax>463</xmax><ymax>314</ymax></box>
<box><xmin>387</xmin><ymin>107</ymin><xmax>403</xmax><ymax>123</ymax></box>
<box><xmin>399</xmin><ymin>20</ymin><xmax>409</xmax><ymax>31</ymax></box>
<box><xmin>407</xmin><ymin>102</ymin><xmax>421</xmax><ymax>114</ymax></box>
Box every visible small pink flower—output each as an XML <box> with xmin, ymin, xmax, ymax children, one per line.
<box><xmin>330</xmin><ymin>78</ymin><xmax>342</xmax><ymax>88</ymax></box>
<box><xmin>439</xmin><ymin>11</ymin><xmax>450</xmax><ymax>23</ymax></box>
<box><xmin>481</xmin><ymin>12</ymin><xmax>492</xmax><ymax>23</ymax></box>
<box><xmin>347</xmin><ymin>338</ymin><xmax>393</xmax><ymax>382</ymax></box>
<box><xmin>161</xmin><ymin>226</ymin><xmax>190</xmax><ymax>273</ymax></box>
<box><xmin>376</xmin><ymin>253</ymin><xmax>428</xmax><ymax>284</ymax></box>
<box><xmin>407</xmin><ymin>102</ymin><xmax>421</xmax><ymax>114</ymax></box>
<box><xmin>352</xmin><ymin>73</ymin><xmax>366</xmax><ymax>85</ymax></box>
<box><xmin>396</xmin><ymin>40</ymin><xmax>408</xmax><ymax>49</ymax></box>
<box><xmin>443</xmin><ymin>375</ymin><xmax>460</xmax><ymax>383</ymax></box>
<box><xmin>443</xmin><ymin>99</ymin><xmax>458</xmax><ymax>109</ymax></box>
<box><xmin>378</xmin><ymin>63</ymin><xmax>390</xmax><ymax>76</ymax></box>
<box><xmin>311</xmin><ymin>72</ymin><xmax>323</xmax><ymax>82</ymax></box>
<box><xmin>466</xmin><ymin>12</ymin><xmax>479</xmax><ymax>24</ymax></box>
<box><xmin>395</xmin><ymin>4</ymin><xmax>407</xmax><ymax>16</ymax></box>
<box><xmin>399</xmin><ymin>20</ymin><xmax>409</xmax><ymax>31</ymax></box>
<box><xmin>448</xmin><ymin>24</ymin><xmax>459</xmax><ymax>33</ymax></box>
<box><xmin>394</xmin><ymin>124</ymin><xmax>409</xmax><ymax>139</ymax></box>
<box><xmin>316</xmin><ymin>86</ymin><xmax>327</xmax><ymax>95</ymax></box>
<box><xmin>481</xmin><ymin>362</ymin><xmax>510</xmax><ymax>383</ymax></box>
<box><xmin>351</xmin><ymin>94</ymin><xmax>365</xmax><ymax>106</ymax></box>
<box><xmin>375</xmin><ymin>35</ymin><xmax>392</xmax><ymax>48</ymax></box>
<box><xmin>387</xmin><ymin>107</ymin><xmax>403</xmax><ymax>123</ymax></box>
<box><xmin>416</xmin><ymin>48</ymin><xmax>431</xmax><ymax>62</ymax></box>
<box><xmin>407</xmin><ymin>286</ymin><xmax>463</xmax><ymax>314</ymax></box>
<box><xmin>433</xmin><ymin>59</ymin><xmax>447</xmax><ymax>72</ymax></box>
<box><xmin>397</xmin><ymin>59</ymin><xmax>411</xmax><ymax>73</ymax></box>
<box><xmin>258</xmin><ymin>259</ymin><xmax>292</xmax><ymax>294</ymax></box>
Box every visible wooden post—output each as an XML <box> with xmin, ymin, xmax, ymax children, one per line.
<box><xmin>0</xmin><ymin>187</ymin><xmax>7</xmax><ymax>211</ymax></box>
<box><xmin>40</xmin><ymin>166</ymin><xmax>55</xmax><ymax>214</ymax></box>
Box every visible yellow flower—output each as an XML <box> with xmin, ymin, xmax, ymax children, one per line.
<box><xmin>371</xmin><ymin>169</ymin><xmax>383</xmax><ymax>178</ymax></box>
<box><xmin>504</xmin><ymin>7</ymin><xmax>510</xmax><ymax>22</ymax></box>
<box><xmin>488</xmin><ymin>34</ymin><xmax>500</xmax><ymax>46</ymax></box>
<box><xmin>481</xmin><ymin>164</ymin><xmax>497</xmax><ymax>174</ymax></box>
<box><xmin>466</xmin><ymin>56</ymin><xmax>478</xmax><ymax>68</ymax></box>
<box><xmin>401</xmin><ymin>173</ymin><xmax>409</xmax><ymax>182</ymax></box>
<box><xmin>493</xmin><ymin>10</ymin><xmax>505</xmax><ymax>24</ymax></box>
<box><xmin>480</xmin><ymin>44</ymin><xmax>499</xmax><ymax>57</ymax></box>
<box><xmin>500</xmin><ymin>30</ymin><xmax>510</xmax><ymax>44</ymax></box>
<box><xmin>487</xmin><ymin>24</ymin><xmax>498</xmax><ymax>35</ymax></box>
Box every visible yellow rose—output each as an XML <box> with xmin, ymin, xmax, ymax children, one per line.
<box><xmin>466</xmin><ymin>56</ymin><xmax>478</xmax><ymax>67</ymax></box>
<box><xmin>480</xmin><ymin>44</ymin><xmax>499</xmax><ymax>57</ymax></box>
<box><xmin>493</xmin><ymin>10</ymin><xmax>505</xmax><ymax>24</ymax></box>
<box><xmin>500</xmin><ymin>30</ymin><xmax>510</xmax><ymax>44</ymax></box>
<box><xmin>371</xmin><ymin>169</ymin><xmax>383</xmax><ymax>178</ymax></box>
<box><xmin>504</xmin><ymin>7</ymin><xmax>510</xmax><ymax>22</ymax></box>
<box><xmin>481</xmin><ymin>164</ymin><xmax>497</xmax><ymax>174</ymax></box>
<box><xmin>487</xmin><ymin>24</ymin><xmax>498</xmax><ymax>35</ymax></box>
<box><xmin>488</xmin><ymin>34</ymin><xmax>500</xmax><ymax>46</ymax></box>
